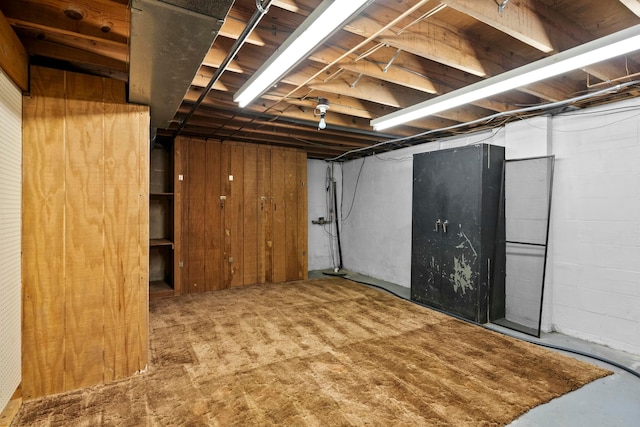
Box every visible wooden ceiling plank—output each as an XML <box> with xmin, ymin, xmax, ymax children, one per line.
<box><xmin>177</xmin><ymin>117</ymin><xmax>372</xmax><ymax>148</ymax></box>
<box><xmin>170</xmin><ymin>118</ymin><xmax>371</xmax><ymax>153</ymax></box>
<box><xmin>346</xmin><ymin>11</ymin><xmax>576</xmax><ymax>102</ymax></box>
<box><xmin>176</xmin><ymin>102</ymin><xmax>390</xmax><ymax>144</ymax></box>
<box><xmin>0</xmin><ymin>0</ymin><xmax>128</xmax><ymax>43</ymax></box>
<box><xmin>219</xmin><ymin>15</ymin><xmax>266</xmax><ymax>46</ymax></box>
<box><xmin>202</xmin><ymin>45</ymin><xmax>244</xmax><ymax>73</ymax></box>
<box><xmin>441</xmin><ymin>0</ymin><xmax>634</xmax><ymax>81</ymax></box>
<box><xmin>21</xmin><ymin>38</ymin><xmax>127</xmax><ymax>73</ymax></box>
<box><xmin>311</xmin><ymin>44</ymin><xmax>514</xmax><ymax>113</ymax></box>
<box><xmin>7</xmin><ymin>17</ymin><xmax>126</xmax><ymax>49</ymax></box>
<box><xmin>12</xmin><ymin>22</ymin><xmax>128</xmax><ymax>63</ymax></box>
<box><xmin>440</xmin><ymin>0</ymin><xmax>556</xmax><ymax>53</ymax></box>
<box><xmin>352</xmin><ymin>16</ymin><xmax>489</xmax><ymax>77</ymax></box>
<box><xmin>338</xmin><ymin>56</ymin><xmax>439</xmax><ymax>94</ymax></box>
<box><xmin>302</xmin><ymin>71</ymin><xmax>486</xmax><ymax>124</ymax></box>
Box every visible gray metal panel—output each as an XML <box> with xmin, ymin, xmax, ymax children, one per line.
<box><xmin>129</xmin><ymin>0</ymin><xmax>234</xmax><ymax>129</ymax></box>
<box><xmin>159</xmin><ymin>0</ymin><xmax>235</xmax><ymax>18</ymax></box>
<box><xmin>411</xmin><ymin>144</ymin><xmax>505</xmax><ymax>323</ymax></box>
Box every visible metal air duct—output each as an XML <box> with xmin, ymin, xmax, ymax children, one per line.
<box><xmin>129</xmin><ymin>0</ymin><xmax>235</xmax><ymax>129</ymax></box>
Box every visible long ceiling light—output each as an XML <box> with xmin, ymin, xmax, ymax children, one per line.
<box><xmin>371</xmin><ymin>24</ymin><xmax>640</xmax><ymax>131</ymax></box>
<box><xmin>234</xmin><ymin>0</ymin><xmax>374</xmax><ymax>108</ymax></box>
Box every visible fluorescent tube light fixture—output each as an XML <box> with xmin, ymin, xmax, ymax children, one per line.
<box><xmin>234</xmin><ymin>0</ymin><xmax>373</xmax><ymax>108</ymax></box>
<box><xmin>370</xmin><ymin>24</ymin><xmax>640</xmax><ymax>131</ymax></box>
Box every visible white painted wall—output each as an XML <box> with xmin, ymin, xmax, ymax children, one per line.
<box><xmin>306</xmin><ymin>100</ymin><xmax>640</xmax><ymax>355</ymax></box>
<box><xmin>503</xmin><ymin>117</ymin><xmax>554</xmax><ymax>331</ymax></box>
<box><xmin>338</xmin><ymin>131</ymin><xmax>506</xmax><ymax>287</ymax></box>
<box><xmin>307</xmin><ymin>160</ymin><xmax>338</xmax><ymax>270</ymax></box>
<box><xmin>549</xmin><ymin>99</ymin><xmax>640</xmax><ymax>355</ymax></box>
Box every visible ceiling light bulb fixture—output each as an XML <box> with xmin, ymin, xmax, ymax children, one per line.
<box><xmin>234</xmin><ymin>0</ymin><xmax>374</xmax><ymax>108</ymax></box>
<box><xmin>370</xmin><ymin>24</ymin><xmax>640</xmax><ymax>131</ymax></box>
<box><xmin>315</xmin><ymin>98</ymin><xmax>330</xmax><ymax>130</ymax></box>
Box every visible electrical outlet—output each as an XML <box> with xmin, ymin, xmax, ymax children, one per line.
<box><xmin>312</xmin><ymin>217</ymin><xmax>328</xmax><ymax>225</ymax></box>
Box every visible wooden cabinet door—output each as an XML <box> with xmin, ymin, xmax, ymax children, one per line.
<box><xmin>257</xmin><ymin>146</ymin><xmax>272</xmax><ymax>284</ymax></box>
<box><xmin>179</xmin><ymin>140</ymin><xmax>308</xmax><ymax>290</ymax></box>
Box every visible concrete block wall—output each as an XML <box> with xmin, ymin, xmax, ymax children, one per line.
<box><xmin>307</xmin><ymin>98</ymin><xmax>640</xmax><ymax>355</ymax></box>
<box><xmin>503</xmin><ymin>117</ymin><xmax>554</xmax><ymax>331</ymax></box>
<box><xmin>311</xmin><ymin>131</ymin><xmax>507</xmax><ymax>287</ymax></box>
<box><xmin>549</xmin><ymin>99</ymin><xmax>640</xmax><ymax>355</ymax></box>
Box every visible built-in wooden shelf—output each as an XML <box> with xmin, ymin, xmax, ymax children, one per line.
<box><xmin>150</xmin><ymin>192</ymin><xmax>174</xmax><ymax>197</ymax></box>
<box><xmin>150</xmin><ymin>238</ymin><xmax>174</xmax><ymax>248</ymax></box>
<box><xmin>149</xmin><ymin>280</ymin><xmax>174</xmax><ymax>299</ymax></box>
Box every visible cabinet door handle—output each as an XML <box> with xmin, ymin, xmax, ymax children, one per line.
<box><xmin>443</xmin><ymin>220</ymin><xmax>448</xmax><ymax>234</ymax></box>
<box><xmin>434</xmin><ymin>219</ymin><xmax>441</xmax><ymax>232</ymax></box>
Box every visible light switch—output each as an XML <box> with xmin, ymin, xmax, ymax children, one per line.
<box><xmin>229</xmin><ymin>175</ymin><xmax>234</xmax><ymax>181</ymax></box>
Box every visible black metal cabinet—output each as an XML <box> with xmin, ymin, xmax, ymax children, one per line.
<box><xmin>411</xmin><ymin>144</ymin><xmax>505</xmax><ymax>323</ymax></box>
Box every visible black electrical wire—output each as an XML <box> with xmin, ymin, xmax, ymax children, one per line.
<box><xmin>340</xmin><ymin>275</ymin><xmax>640</xmax><ymax>381</ymax></box>
<box><xmin>339</xmin><ymin>157</ymin><xmax>366</xmax><ymax>221</ymax></box>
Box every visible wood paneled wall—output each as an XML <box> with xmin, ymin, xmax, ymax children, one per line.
<box><xmin>176</xmin><ymin>137</ymin><xmax>307</xmax><ymax>293</ymax></box>
<box><xmin>22</xmin><ymin>66</ymin><xmax>149</xmax><ymax>399</ymax></box>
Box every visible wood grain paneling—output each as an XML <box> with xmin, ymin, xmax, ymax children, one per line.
<box><xmin>220</xmin><ymin>142</ymin><xmax>231</xmax><ymax>288</ymax></box>
<box><xmin>172</xmin><ymin>139</ymin><xmax>182</xmax><ymax>295</ymax></box>
<box><xmin>136</xmin><ymin>104</ymin><xmax>150</xmax><ymax>371</ymax></box>
<box><xmin>205</xmin><ymin>141</ymin><xmax>222</xmax><ymax>291</ymax></box>
<box><xmin>22</xmin><ymin>66</ymin><xmax>66</xmax><ymax>398</ymax></box>
<box><xmin>22</xmin><ymin>66</ymin><xmax>148</xmax><ymax>398</ymax></box>
<box><xmin>179</xmin><ymin>139</ymin><xmax>307</xmax><ymax>290</ymax></box>
<box><xmin>104</xmin><ymin>80</ymin><xmax>137</xmax><ymax>381</ymax></box>
<box><xmin>243</xmin><ymin>145</ymin><xmax>258</xmax><ymax>286</ymax></box>
<box><xmin>284</xmin><ymin>149</ymin><xmax>299</xmax><ymax>281</ymax></box>
<box><xmin>186</xmin><ymin>139</ymin><xmax>206</xmax><ymax>293</ymax></box>
<box><xmin>271</xmin><ymin>148</ymin><xmax>287</xmax><ymax>283</ymax></box>
<box><xmin>297</xmin><ymin>151</ymin><xmax>308</xmax><ymax>280</ymax></box>
<box><xmin>177</xmin><ymin>137</ymin><xmax>189</xmax><ymax>292</ymax></box>
<box><xmin>64</xmin><ymin>71</ymin><xmax>106</xmax><ymax>390</ymax></box>
<box><xmin>228</xmin><ymin>142</ymin><xmax>244</xmax><ymax>287</ymax></box>
<box><xmin>257</xmin><ymin>147</ymin><xmax>272</xmax><ymax>284</ymax></box>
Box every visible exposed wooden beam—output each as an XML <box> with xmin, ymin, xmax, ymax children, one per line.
<box><xmin>11</xmin><ymin>19</ymin><xmax>128</xmax><ymax>63</ymax></box>
<box><xmin>287</xmin><ymin>67</ymin><xmax>489</xmax><ymax>124</ymax></box>
<box><xmin>0</xmin><ymin>0</ymin><xmax>128</xmax><ymax>43</ymax></box>
<box><xmin>219</xmin><ymin>15</ymin><xmax>266</xmax><ymax>46</ymax></box>
<box><xmin>441</xmin><ymin>0</ymin><xmax>556</xmax><ymax>53</ymax></box>
<box><xmin>200</xmin><ymin>45</ymin><xmax>244</xmax><ymax>73</ymax></box>
<box><xmin>181</xmin><ymin>87</ymin><xmax>423</xmax><ymax>136</ymax></box>
<box><xmin>177</xmin><ymin>102</ymin><xmax>385</xmax><ymax>144</ymax></box>
<box><xmin>440</xmin><ymin>0</ymin><xmax>632</xmax><ymax>81</ymax></box>
<box><xmin>21</xmin><ymin>38</ymin><xmax>127</xmax><ymax>76</ymax></box>
<box><xmin>311</xmin><ymin>44</ymin><xmax>516</xmax><ymax>113</ymax></box>
<box><xmin>191</xmin><ymin>67</ymin><xmax>230</xmax><ymax>91</ymax></box>
<box><xmin>619</xmin><ymin>0</ymin><xmax>640</xmax><ymax>17</ymax></box>
<box><xmin>345</xmin><ymin>12</ymin><xmax>576</xmax><ymax>102</ymax></box>
<box><xmin>312</xmin><ymin>47</ymin><xmax>440</xmax><ymax>94</ymax></box>
<box><xmin>348</xmin><ymin>15</ymin><xmax>489</xmax><ymax>77</ymax></box>
<box><xmin>0</xmin><ymin>10</ymin><xmax>28</xmax><ymax>90</ymax></box>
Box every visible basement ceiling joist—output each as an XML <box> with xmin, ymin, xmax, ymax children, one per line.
<box><xmin>3</xmin><ymin>0</ymin><xmax>640</xmax><ymax>159</ymax></box>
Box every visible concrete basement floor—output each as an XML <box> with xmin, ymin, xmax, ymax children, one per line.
<box><xmin>310</xmin><ymin>270</ymin><xmax>640</xmax><ymax>426</ymax></box>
